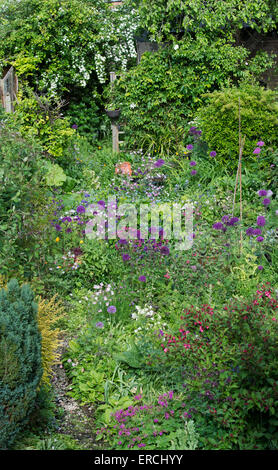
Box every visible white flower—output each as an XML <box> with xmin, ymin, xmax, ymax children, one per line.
<box><xmin>174</xmin><ymin>44</ymin><xmax>179</xmax><ymax>50</ymax></box>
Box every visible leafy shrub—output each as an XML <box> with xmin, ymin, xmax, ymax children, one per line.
<box><xmin>65</xmin><ymin>93</ymin><xmax>110</xmax><ymax>143</ymax></box>
<box><xmin>37</xmin><ymin>295</ymin><xmax>64</xmax><ymax>386</ymax></box>
<box><xmin>0</xmin><ymin>120</ymin><xmax>50</xmax><ymax>278</ymax></box>
<box><xmin>12</xmin><ymin>91</ymin><xmax>77</xmax><ymax>163</ymax></box>
<box><xmin>112</xmin><ymin>40</ymin><xmax>273</xmax><ymax>154</ymax></box>
<box><xmin>98</xmin><ymin>390</ymin><xmax>200</xmax><ymax>450</ymax></box>
<box><xmin>0</xmin><ymin>280</ymin><xmax>42</xmax><ymax>449</ymax></box>
<box><xmin>161</xmin><ymin>285</ymin><xmax>278</xmax><ymax>449</ymax></box>
<box><xmin>196</xmin><ymin>84</ymin><xmax>278</xmax><ymax>167</ymax></box>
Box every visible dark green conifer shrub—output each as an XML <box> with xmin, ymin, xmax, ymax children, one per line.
<box><xmin>0</xmin><ymin>279</ymin><xmax>42</xmax><ymax>449</ymax></box>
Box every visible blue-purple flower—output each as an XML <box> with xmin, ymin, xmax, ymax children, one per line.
<box><xmin>107</xmin><ymin>305</ymin><xmax>117</xmax><ymax>314</ymax></box>
<box><xmin>213</xmin><ymin>222</ymin><xmax>224</xmax><ymax>230</ymax></box>
<box><xmin>154</xmin><ymin>159</ymin><xmax>165</xmax><ymax>168</ymax></box>
<box><xmin>257</xmin><ymin>216</ymin><xmax>266</xmax><ymax>227</ymax></box>
<box><xmin>258</xmin><ymin>190</ymin><xmax>267</xmax><ymax>197</ymax></box>
<box><xmin>160</xmin><ymin>246</ymin><xmax>170</xmax><ymax>255</ymax></box>
<box><xmin>77</xmin><ymin>205</ymin><xmax>86</xmax><ymax>214</ymax></box>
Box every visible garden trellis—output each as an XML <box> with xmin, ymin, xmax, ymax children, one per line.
<box><xmin>0</xmin><ymin>67</ymin><xmax>18</xmax><ymax>112</ymax></box>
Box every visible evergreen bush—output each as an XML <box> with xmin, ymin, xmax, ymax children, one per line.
<box><xmin>0</xmin><ymin>279</ymin><xmax>42</xmax><ymax>449</ymax></box>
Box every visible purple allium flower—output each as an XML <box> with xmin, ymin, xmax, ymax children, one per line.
<box><xmin>77</xmin><ymin>205</ymin><xmax>86</xmax><ymax>214</ymax></box>
<box><xmin>257</xmin><ymin>216</ymin><xmax>266</xmax><ymax>227</ymax></box>
<box><xmin>263</xmin><ymin>198</ymin><xmax>271</xmax><ymax>206</ymax></box>
<box><xmin>72</xmin><ymin>124</ymin><xmax>78</xmax><ymax>129</ymax></box>
<box><xmin>191</xmin><ymin>170</ymin><xmax>197</xmax><ymax>175</ymax></box>
<box><xmin>139</xmin><ymin>275</ymin><xmax>146</xmax><ymax>282</ymax></box>
<box><xmin>253</xmin><ymin>228</ymin><xmax>262</xmax><ymax>236</ymax></box>
<box><xmin>210</xmin><ymin>151</ymin><xmax>217</xmax><ymax>157</ymax></box>
<box><xmin>154</xmin><ymin>159</ymin><xmax>165</xmax><ymax>168</ymax></box>
<box><xmin>187</xmin><ymin>144</ymin><xmax>193</xmax><ymax>150</ymax></box>
<box><xmin>55</xmin><ymin>224</ymin><xmax>62</xmax><ymax>231</ymax></box>
<box><xmin>107</xmin><ymin>305</ymin><xmax>116</xmax><ymax>314</ymax></box>
<box><xmin>256</xmin><ymin>236</ymin><xmax>264</xmax><ymax>242</ymax></box>
<box><xmin>189</xmin><ymin>160</ymin><xmax>197</xmax><ymax>166</ymax></box>
<box><xmin>222</xmin><ymin>215</ymin><xmax>230</xmax><ymax>224</ymax></box>
<box><xmin>253</xmin><ymin>147</ymin><xmax>261</xmax><ymax>155</ymax></box>
<box><xmin>160</xmin><ymin>246</ymin><xmax>170</xmax><ymax>255</ymax></box>
<box><xmin>96</xmin><ymin>321</ymin><xmax>104</xmax><ymax>328</ymax></box>
<box><xmin>66</xmin><ymin>228</ymin><xmax>72</xmax><ymax>233</ymax></box>
<box><xmin>122</xmin><ymin>253</ymin><xmax>131</xmax><ymax>261</ymax></box>
<box><xmin>119</xmin><ymin>239</ymin><xmax>128</xmax><ymax>245</ymax></box>
<box><xmin>258</xmin><ymin>190</ymin><xmax>267</xmax><ymax>197</ymax></box>
<box><xmin>213</xmin><ymin>222</ymin><xmax>224</xmax><ymax>230</ymax></box>
<box><xmin>97</xmin><ymin>200</ymin><xmax>106</xmax><ymax>207</ymax></box>
<box><xmin>258</xmin><ymin>265</ymin><xmax>264</xmax><ymax>271</ymax></box>
<box><xmin>229</xmin><ymin>217</ymin><xmax>239</xmax><ymax>226</ymax></box>
<box><xmin>257</xmin><ymin>141</ymin><xmax>265</xmax><ymax>147</ymax></box>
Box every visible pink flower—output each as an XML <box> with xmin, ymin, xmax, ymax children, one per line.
<box><xmin>164</xmin><ymin>272</ymin><xmax>170</xmax><ymax>279</ymax></box>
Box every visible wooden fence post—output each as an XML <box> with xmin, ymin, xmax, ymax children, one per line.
<box><xmin>110</xmin><ymin>71</ymin><xmax>119</xmax><ymax>153</ymax></box>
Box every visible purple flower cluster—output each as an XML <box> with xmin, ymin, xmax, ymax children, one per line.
<box><xmin>189</xmin><ymin>126</ymin><xmax>202</xmax><ymax>137</ymax></box>
<box><xmin>253</xmin><ymin>141</ymin><xmax>264</xmax><ymax>155</ymax></box>
<box><xmin>213</xmin><ymin>216</ymin><xmax>239</xmax><ymax>231</ymax></box>
<box><xmin>97</xmin><ymin>391</ymin><xmax>182</xmax><ymax>449</ymax></box>
<box><xmin>257</xmin><ymin>189</ymin><xmax>272</xmax><ymax>207</ymax></box>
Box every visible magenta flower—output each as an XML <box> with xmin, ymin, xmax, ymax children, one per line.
<box><xmin>256</xmin><ymin>236</ymin><xmax>264</xmax><ymax>242</ymax></box>
<box><xmin>258</xmin><ymin>265</ymin><xmax>264</xmax><ymax>270</ymax></box>
<box><xmin>263</xmin><ymin>198</ymin><xmax>271</xmax><ymax>206</ymax></box>
<box><xmin>189</xmin><ymin>160</ymin><xmax>197</xmax><ymax>166</ymax></box>
<box><xmin>253</xmin><ymin>148</ymin><xmax>261</xmax><ymax>155</ymax></box>
<box><xmin>122</xmin><ymin>253</ymin><xmax>131</xmax><ymax>261</ymax></box>
<box><xmin>95</xmin><ymin>322</ymin><xmax>104</xmax><ymax>328</ymax></box>
<box><xmin>139</xmin><ymin>275</ymin><xmax>146</xmax><ymax>282</ymax></box>
<box><xmin>187</xmin><ymin>144</ymin><xmax>193</xmax><ymax>150</ymax></box>
<box><xmin>191</xmin><ymin>170</ymin><xmax>197</xmax><ymax>175</ymax></box>
<box><xmin>257</xmin><ymin>141</ymin><xmax>265</xmax><ymax>147</ymax></box>
<box><xmin>210</xmin><ymin>151</ymin><xmax>217</xmax><ymax>157</ymax></box>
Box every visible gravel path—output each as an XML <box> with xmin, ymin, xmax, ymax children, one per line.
<box><xmin>51</xmin><ymin>340</ymin><xmax>103</xmax><ymax>450</ymax></box>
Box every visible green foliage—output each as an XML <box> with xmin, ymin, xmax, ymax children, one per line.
<box><xmin>42</xmin><ymin>162</ymin><xmax>67</xmax><ymax>187</ymax></box>
<box><xmin>0</xmin><ymin>0</ymin><xmax>105</xmax><ymax>93</ymax></box>
<box><xmin>11</xmin><ymin>90</ymin><xmax>77</xmax><ymax>162</ymax></box>
<box><xmin>0</xmin><ymin>119</ymin><xmax>50</xmax><ymax>278</ymax></box>
<box><xmin>132</xmin><ymin>0</ymin><xmax>278</xmax><ymax>42</ymax></box>
<box><xmin>197</xmin><ymin>84</ymin><xmax>278</xmax><ymax>167</ymax></box>
<box><xmin>0</xmin><ymin>280</ymin><xmax>43</xmax><ymax>449</ymax></box>
<box><xmin>113</xmin><ymin>40</ymin><xmax>274</xmax><ymax>154</ymax></box>
<box><xmin>64</xmin><ymin>93</ymin><xmax>110</xmax><ymax>143</ymax></box>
